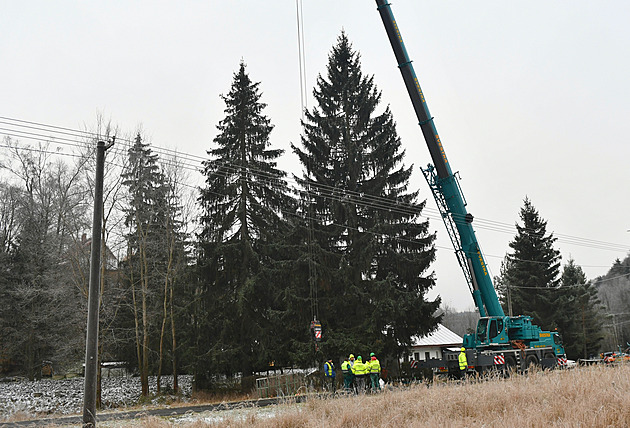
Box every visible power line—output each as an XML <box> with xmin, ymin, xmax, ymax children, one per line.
<box><xmin>3</xmin><ymin>137</ymin><xmax>625</xmax><ymax>280</ymax></box>
<box><xmin>3</xmin><ymin>127</ymin><xmax>629</xmax><ymax>257</ymax></box>
<box><xmin>2</xmin><ymin>116</ymin><xmax>630</xmax><ymax>255</ymax></box>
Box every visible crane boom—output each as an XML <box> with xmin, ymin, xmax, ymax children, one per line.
<box><xmin>375</xmin><ymin>0</ymin><xmax>503</xmax><ymax>317</ymax></box>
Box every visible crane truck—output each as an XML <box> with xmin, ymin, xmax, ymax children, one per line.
<box><xmin>375</xmin><ymin>0</ymin><xmax>567</xmax><ymax>374</ymax></box>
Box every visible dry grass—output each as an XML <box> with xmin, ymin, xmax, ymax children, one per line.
<box><xmin>146</xmin><ymin>364</ymin><xmax>630</xmax><ymax>428</ymax></box>
<box><xmin>188</xmin><ymin>389</ymin><xmax>255</xmax><ymax>405</ymax></box>
<box><xmin>3</xmin><ymin>410</ymin><xmax>33</xmax><ymax>422</ymax></box>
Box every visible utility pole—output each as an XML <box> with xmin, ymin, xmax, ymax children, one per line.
<box><xmin>82</xmin><ymin>138</ymin><xmax>113</xmax><ymax>427</ymax></box>
<box><xmin>507</xmin><ymin>284</ymin><xmax>513</xmax><ymax>317</ymax></box>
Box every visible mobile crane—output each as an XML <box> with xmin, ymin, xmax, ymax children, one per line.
<box><xmin>375</xmin><ymin>0</ymin><xmax>567</xmax><ymax>373</ymax></box>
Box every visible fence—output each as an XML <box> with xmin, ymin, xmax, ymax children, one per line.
<box><xmin>255</xmin><ymin>371</ymin><xmax>309</xmax><ymax>398</ymax></box>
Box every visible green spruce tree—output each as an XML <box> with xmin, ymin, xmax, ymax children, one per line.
<box><xmin>121</xmin><ymin>133</ymin><xmax>173</xmax><ymax>395</ymax></box>
<box><xmin>498</xmin><ymin>197</ymin><xmax>561</xmax><ymax>330</ymax></box>
<box><xmin>291</xmin><ymin>32</ymin><xmax>440</xmax><ymax>363</ymax></box>
<box><xmin>554</xmin><ymin>259</ymin><xmax>604</xmax><ymax>359</ymax></box>
<box><xmin>197</xmin><ymin>61</ymin><xmax>293</xmax><ymax>388</ymax></box>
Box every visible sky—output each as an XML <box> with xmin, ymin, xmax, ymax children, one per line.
<box><xmin>2</xmin><ymin>1</ymin><xmax>629</xmax><ymax>311</ymax></box>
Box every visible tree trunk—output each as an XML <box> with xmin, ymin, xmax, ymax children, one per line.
<box><xmin>170</xmin><ymin>283</ymin><xmax>178</xmax><ymax>393</ymax></box>
<box><xmin>157</xmin><ymin>274</ymin><xmax>168</xmax><ymax>394</ymax></box>
<box><xmin>141</xmin><ymin>234</ymin><xmax>150</xmax><ymax>396</ymax></box>
<box><xmin>130</xmin><ymin>268</ymin><xmax>143</xmax><ymax>395</ymax></box>
<box><xmin>158</xmin><ymin>230</ymin><xmax>174</xmax><ymax>394</ymax></box>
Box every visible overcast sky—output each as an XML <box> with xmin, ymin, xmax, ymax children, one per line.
<box><xmin>2</xmin><ymin>1</ymin><xmax>629</xmax><ymax>311</ymax></box>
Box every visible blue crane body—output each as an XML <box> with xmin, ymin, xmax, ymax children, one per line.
<box><xmin>375</xmin><ymin>0</ymin><xmax>565</xmax><ymax>371</ymax></box>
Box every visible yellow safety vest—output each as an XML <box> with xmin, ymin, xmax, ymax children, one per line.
<box><xmin>352</xmin><ymin>361</ymin><xmax>365</xmax><ymax>375</ymax></box>
<box><xmin>324</xmin><ymin>361</ymin><xmax>334</xmax><ymax>376</ymax></box>
<box><xmin>458</xmin><ymin>351</ymin><xmax>468</xmax><ymax>370</ymax></box>
<box><xmin>370</xmin><ymin>358</ymin><xmax>381</xmax><ymax>374</ymax></box>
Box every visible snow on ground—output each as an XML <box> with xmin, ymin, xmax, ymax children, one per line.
<box><xmin>0</xmin><ymin>375</ymin><xmax>192</xmax><ymax>420</ymax></box>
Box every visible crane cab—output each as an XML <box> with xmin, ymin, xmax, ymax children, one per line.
<box><xmin>463</xmin><ymin>316</ymin><xmax>510</xmax><ymax>349</ymax></box>
<box><xmin>464</xmin><ymin>315</ymin><xmax>566</xmax><ymax>357</ymax></box>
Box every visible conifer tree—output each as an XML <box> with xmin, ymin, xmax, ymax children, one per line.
<box><xmin>498</xmin><ymin>197</ymin><xmax>561</xmax><ymax>330</ymax></box>
<box><xmin>121</xmin><ymin>133</ymin><xmax>173</xmax><ymax>395</ymax></box>
<box><xmin>197</xmin><ymin>61</ymin><xmax>293</xmax><ymax>387</ymax></box>
<box><xmin>554</xmin><ymin>259</ymin><xmax>604</xmax><ymax>359</ymax></box>
<box><xmin>594</xmin><ymin>255</ymin><xmax>630</xmax><ymax>349</ymax></box>
<box><xmin>291</xmin><ymin>32</ymin><xmax>439</xmax><ymax>362</ymax></box>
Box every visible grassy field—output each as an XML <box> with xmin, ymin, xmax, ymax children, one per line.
<box><xmin>124</xmin><ymin>364</ymin><xmax>630</xmax><ymax>428</ymax></box>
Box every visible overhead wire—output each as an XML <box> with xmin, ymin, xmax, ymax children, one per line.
<box><xmin>2</xmin><ymin>115</ymin><xmax>627</xmax><ymax>251</ymax></box>
<box><xmin>1</xmin><ymin>116</ymin><xmax>630</xmax><ymax>258</ymax></box>
<box><xmin>2</xmin><ymin>132</ymin><xmax>625</xmax><ymax>281</ymax></box>
<box><xmin>0</xmin><ymin>122</ymin><xmax>623</xmax><ymax>246</ymax></box>
<box><xmin>2</xmin><ymin>124</ymin><xmax>629</xmax><ymax>259</ymax></box>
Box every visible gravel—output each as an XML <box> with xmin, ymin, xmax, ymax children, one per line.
<box><xmin>0</xmin><ymin>375</ymin><xmax>193</xmax><ymax>420</ymax></box>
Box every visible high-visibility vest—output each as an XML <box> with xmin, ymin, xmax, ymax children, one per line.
<box><xmin>370</xmin><ymin>358</ymin><xmax>381</xmax><ymax>374</ymax></box>
<box><xmin>341</xmin><ymin>360</ymin><xmax>350</xmax><ymax>373</ymax></box>
<box><xmin>458</xmin><ymin>351</ymin><xmax>468</xmax><ymax>370</ymax></box>
<box><xmin>352</xmin><ymin>361</ymin><xmax>366</xmax><ymax>375</ymax></box>
<box><xmin>324</xmin><ymin>361</ymin><xmax>335</xmax><ymax>377</ymax></box>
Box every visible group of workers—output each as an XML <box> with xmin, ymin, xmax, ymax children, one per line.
<box><xmin>323</xmin><ymin>348</ymin><xmax>467</xmax><ymax>391</ymax></box>
<box><xmin>324</xmin><ymin>353</ymin><xmax>381</xmax><ymax>393</ymax></box>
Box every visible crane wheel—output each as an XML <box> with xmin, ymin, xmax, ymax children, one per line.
<box><xmin>504</xmin><ymin>355</ymin><xmax>517</xmax><ymax>376</ymax></box>
<box><xmin>525</xmin><ymin>354</ymin><xmax>539</xmax><ymax>370</ymax></box>
<box><xmin>505</xmin><ymin>355</ymin><xmax>517</xmax><ymax>367</ymax></box>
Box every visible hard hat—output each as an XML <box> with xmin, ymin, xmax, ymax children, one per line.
<box><xmin>357</xmin><ymin>356</ymin><xmax>362</xmax><ymax>361</ymax></box>
<box><xmin>349</xmin><ymin>354</ymin><xmax>355</xmax><ymax>359</ymax></box>
<box><xmin>370</xmin><ymin>352</ymin><xmax>375</xmax><ymax>357</ymax></box>
<box><xmin>461</xmin><ymin>347</ymin><xmax>466</xmax><ymax>351</ymax></box>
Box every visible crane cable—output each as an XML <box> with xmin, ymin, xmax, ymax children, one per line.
<box><xmin>296</xmin><ymin>0</ymin><xmax>321</xmax><ymax>346</ymax></box>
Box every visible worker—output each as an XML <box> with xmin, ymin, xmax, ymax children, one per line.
<box><xmin>458</xmin><ymin>347</ymin><xmax>468</xmax><ymax>380</ymax></box>
<box><xmin>369</xmin><ymin>352</ymin><xmax>381</xmax><ymax>391</ymax></box>
<box><xmin>352</xmin><ymin>355</ymin><xmax>367</xmax><ymax>393</ymax></box>
<box><xmin>348</xmin><ymin>354</ymin><xmax>356</xmax><ymax>392</ymax></box>
<box><xmin>323</xmin><ymin>357</ymin><xmax>336</xmax><ymax>392</ymax></box>
<box><xmin>365</xmin><ymin>355</ymin><xmax>372</xmax><ymax>392</ymax></box>
<box><xmin>341</xmin><ymin>356</ymin><xmax>352</xmax><ymax>392</ymax></box>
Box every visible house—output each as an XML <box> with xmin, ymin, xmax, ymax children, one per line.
<box><xmin>64</xmin><ymin>233</ymin><xmax>118</xmax><ymax>272</ymax></box>
<box><xmin>404</xmin><ymin>324</ymin><xmax>463</xmax><ymax>363</ymax></box>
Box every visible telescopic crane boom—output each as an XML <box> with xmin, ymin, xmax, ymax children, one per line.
<box><xmin>375</xmin><ymin>1</ymin><xmax>566</xmax><ymax>369</ymax></box>
<box><xmin>375</xmin><ymin>0</ymin><xmax>502</xmax><ymax>317</ymax></box>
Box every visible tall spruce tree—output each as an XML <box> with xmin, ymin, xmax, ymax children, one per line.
<box><xmin>498</xmin><ymin>197</ymin><xmax>561</xmax><ymax>330</ymax></box>
<box><xmin>554</xmin><ymin>259</ymin><xmax>604</xmax><ymax>359</ymax></box>
<box><xmin>197</xmin><ymin>61</ymin><xmax>293</xmax><ymax>387</ymax></box>
<box><xmin>291</xmin><ymin>32</ymin><xmax>440</xmax><ymax>363</ymax></box>
<box><xmin>121</xmin><ymin>133</ymin><xmax>173</xmax><ymax>395</ymax></box>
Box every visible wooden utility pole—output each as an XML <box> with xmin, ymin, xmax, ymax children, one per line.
<box><xmin>82</xmin><ymin>139</ymin><xmax>112</xmax><ymax>427</ymax></box>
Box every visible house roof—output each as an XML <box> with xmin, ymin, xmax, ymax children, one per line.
<box><xmin>411</xmin><ymin>324</ymin><xmax>463</xmax><ymax>347</ymax></box>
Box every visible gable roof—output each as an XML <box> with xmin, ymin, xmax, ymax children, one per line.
<box><xmin>411</xmin><ymin>324</ymin><xmax>463</xmax><ymax>347</ymax></box>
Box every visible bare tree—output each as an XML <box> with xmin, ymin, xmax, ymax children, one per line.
<box><xmin>0</xmin><ymin>137</ymin><xmax>92</xmax><ymax>378</ymax></box>
<box><xmin>156</xmin><ymin>152</ymin><xmax>193</xmax><ymax>393</ymax></box>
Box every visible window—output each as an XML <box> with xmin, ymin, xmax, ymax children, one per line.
<box><xmin>425</xmin><ymin>352</ymin><xmax>430</xmax><ymax>361</ymax></box>
<box><xmin>489</xmin><ymin>319</ymin><xmax>498</xmax><ymax>339</ymax></box>
<box><xmin>477</xmin><ymin>319</ymin><xmax>488</xmax><ymax>341</ymax></box>
<box><xmin>414</xmin><ymin>352</ymin><xmax>420</xmax><ymax>361</ymax></box>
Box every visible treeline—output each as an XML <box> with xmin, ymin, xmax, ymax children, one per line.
<box><xmin>492</xmin><ymin>197</ymin><xmax>629</xmax><ymax>360</ymax></box>
<box><xmin>1</xmin><ymin>32</ymin><xmax>627</xmax><ymax>395</ymax></box>
<box><xmin>0</xmin><ymin>33</ymin><xmax>441</xmax><ymax>392</ymax></box>
<box><xmin>442</xmin><ymin>197</ymin><xmax>629</xmax><ymax>361</ymax></box>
